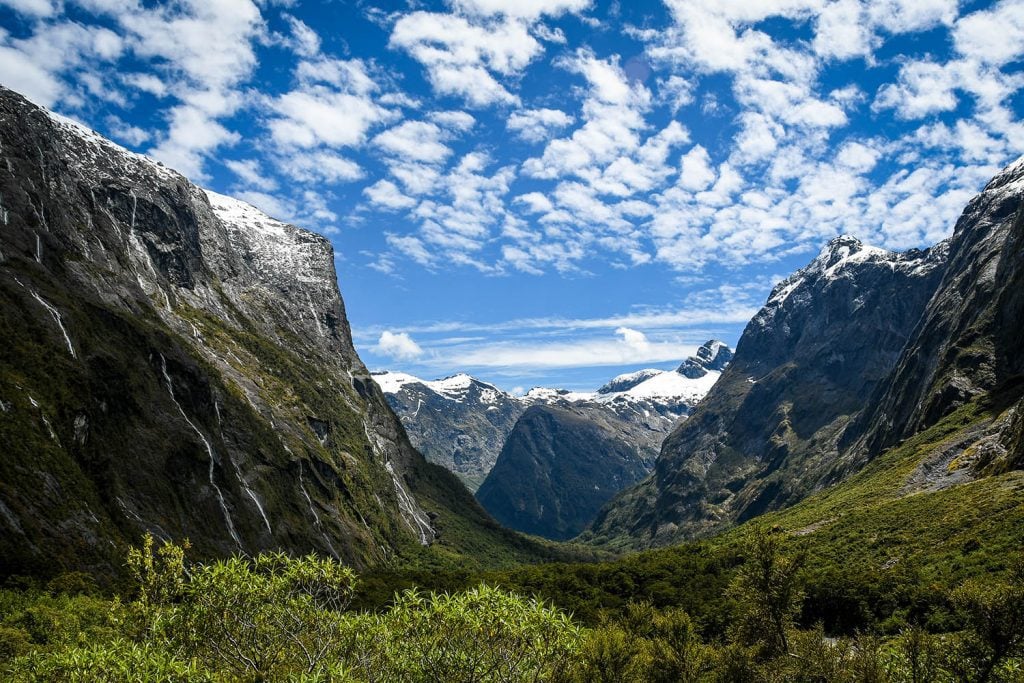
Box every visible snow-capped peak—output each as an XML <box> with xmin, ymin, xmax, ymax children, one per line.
<box><xmin>597</xmin><ymin>369</ymin><xmax>663</xmax><ymax>394</ymax></box>
<box><xmin>371</xmin><ymin>371</ymin><xmax>503</xmax><ymax>404</ymax></box>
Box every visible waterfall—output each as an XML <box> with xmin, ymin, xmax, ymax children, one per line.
<box><xmin>159</xmin><ymin>355</ymin><xmax>241</xmax><ymax>548</ymax></box>
<box><xmin>129</xmin><ymin>190</ymin><xmax>137</xmax><ymax>231</ymax></box>
<box><xmin>30</xmin><ymin>291</ymin><xmax>75</xmax><ymax>358</ymax></box>
<box><xmin>385</xmin><ymin>461</ymin><xmax>433</xmax><ymax>545</ymax></box>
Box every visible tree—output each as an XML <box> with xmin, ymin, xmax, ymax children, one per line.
<box><xmin>180</xmin><ymin>552</ymin><xmax>357</xmax><ymax>679</ymax></box>
<box><xmin>951</xmin><ymin>568</ymin><xmax>1024</xmax><ymax>683</ymax></box>
<box><xmin>727</xmin><ymin>528</ymin><xmax>806</xmax><ymax>657</ymax></box>
<box><xmin>355</xmin><ymin>585</ymin><xmax>582</xmax><ymax>683</ymax></box>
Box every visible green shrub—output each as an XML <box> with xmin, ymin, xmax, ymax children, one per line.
<box><xmin>0</xmin><ymin>626</ymin><xmax>32</xmax><ymax>662</ymax></box>
<box><xmin>353</xmin><ymin>585</ymin><xmax>581</xmax><ymax>683</ymax></box>
<box><xmin>5</xmin><ymin>638</ymin><xmax>211</xmax><ymax>682</ymax></box>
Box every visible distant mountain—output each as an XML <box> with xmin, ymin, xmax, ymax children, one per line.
<box><xmin>372</xmin><ymin>372</ymin><xmax>524</xmax><ymax>490</ymax></box>
<box><xmin>374</xmin><ymin>339</ymin><xmax>733</xmax><ymax>491</ymax></box>
<box><xmin>475</xmin><ymin>404</ymin><xmax>658</xmax><ymax>540</ymax></box>
<box><xmin>586</xmin><ymin>235</ymin><xmax>948</xmax><ymax>547</ymax></box>
<box><xmin>0</xmin><ymin>86</ymin><xmax>563</xmax><ymax>579</ymax></box>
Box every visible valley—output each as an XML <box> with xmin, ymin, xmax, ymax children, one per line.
<box><xmin>1</xmin><ymin>0</ymin><xmax>1023</xmax><ymax>675</ymax></box>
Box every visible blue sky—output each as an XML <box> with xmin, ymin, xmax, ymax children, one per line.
<box><xmin>2</xmin><ymin>0</ymin><xmax>1022</xmax><ymax>392</ymax></box>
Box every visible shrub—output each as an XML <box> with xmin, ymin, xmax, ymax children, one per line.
<box><xmin>353</xmin><ymin>585</ymin><xmax>582</xmax><ymax>683</ymax></box>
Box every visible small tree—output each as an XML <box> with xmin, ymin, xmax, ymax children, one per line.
<box><xmin>951</xmin><ymin>571</ymin><xmax>1024</xmax><ymax>683</ymax></box>
<box><xmin>727</xmin><ymin>528</ymin><xmax>806</xmax><ymax>657</ymax></box>
<box><xmin>180</xmin><ymin>553</ymin><xmax>357</xmax><ymax>679</ymax></box>
<box><xmin>567</xmin><ymin>602</ymin><xmax>712</xmax><ymax>683</ymax></box>
<box><xmin>887</xmin><ymin>625</ymin><xmax>945</xmax><ymax>683</ymax></box>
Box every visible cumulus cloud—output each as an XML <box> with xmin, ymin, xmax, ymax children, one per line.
<box><xmin>506</xmin><ymin>107</ymin><xmax>574</xmax><ymax>142</ymax></box>
<box><xmin>375</xmin><ymin>331</ymin><xmax>424</xmax><ymax>361</ymax></box>
<box><xmin>390</xmin><ymin>12</ymin><xmax>541</xmax><ymax>107</ymax></box>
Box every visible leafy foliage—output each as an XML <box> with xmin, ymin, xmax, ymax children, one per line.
<box><xmin>4</xmin><ymin>532</ymin><xmax>1024</xmax><ymax>681</ymax></box>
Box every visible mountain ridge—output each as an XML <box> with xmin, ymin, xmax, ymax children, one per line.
<box><xmin>585</xmin><ymin>233</ymin><xmax>950</xmax><ymax>547</ymax></box>
<box><xmin>373</xmin><ymin>339</ymin><xmax>733</xmax><ymax>490</ymax></box>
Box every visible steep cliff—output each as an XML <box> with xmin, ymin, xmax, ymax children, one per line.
<box><xmin>475</xmin><ymin>404</ymin><xmax>656</xmax><ymax>540</ymax></box>
<box><xmin>586</xmin><ymin>236</ymin><xmax>948</xmax><ymax>547</ymax></box>
<box><xmin>0</xmin><ymin>87</ymin><xmax>552</xmax><ymax>578</ymax></box>
<box><xmin>843</xmin><ymin>158</ymin><xmax>1024</xmax><ymax>470</ymax></box>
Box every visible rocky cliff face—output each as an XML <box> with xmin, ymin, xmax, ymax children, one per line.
<box><xmin>843</xmin><ymin>159</ymin><xmax>1024</xmax><ymax>470</ymax></box>
<box><xmin>586</xmin><ymin>236</ymin><xmax>948</xmax><ymax>547</ymax></box>
<box><xmin>0</xmin><ymin>87</ymin><xmax>541</xmax><ymax>578</ymax></box>
<box><xmin>475</xmin><ymin>404</ymin><xmax>658</xmax><ymax>540</ymax></box>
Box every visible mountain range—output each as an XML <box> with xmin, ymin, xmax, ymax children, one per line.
<box><xmin>375</xmin><ymin>341</ymin><xmax>732</xmax><ymax>539</ymax></box>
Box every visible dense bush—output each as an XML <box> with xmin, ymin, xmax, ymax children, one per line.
<box><xmin>3</xmin><ymin>532</ymin><xmax>1024</xmax><ymax>681</ymax></box>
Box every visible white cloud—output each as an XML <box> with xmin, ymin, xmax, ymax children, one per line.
<box><xmin>0</xmin><ymin>0</ymin><xmax>57</xmax><ymax>17</ymax></box>
<box><xmin>451</xmin><ymin>0</ymin><xmax>591</xmax><ymax>21</ymax></box>
<box><xmin>506</xmin><ymin>107</ymin><xmax>574</xmax><ymax>142</ymax></box>
<box><xmin>373</xmin><ymin>121</ymin><xmax>452</xmax><ymax>164</ymax></box>
<box><xmin>657</xmin><ymin>74</ymin><xmax>696</xmax><ymax>113</ymax></box>
<box><xmin>269</xmin><ymin>85</ymin><xmax>391</xmax><ymax>149</ymax></box>
<box><xmin>225</xmin><ymin>158</ymin><xmax>277</xmax><ymax>191</ymax></box>
<box><xmin>278</xmin><ymin>151</ymin><xmax>363</xmax><ymax>184</ymax></box>
<box><xmin>283</xmin><ymin>15</ymin><xmax>321</xmax><ymax>58</ymax></box>
<box><xmin>123</xmin><ymin>72</ymin><xmax>167</xmax><ymax>97</ymax></box>
<box><xmin>390</xmin><ymin>11</ymin><xmax>543</xmax><ymax>107</ymax></box>
<box><xmin>375</xmin><ymin>331</ymin><xmax>424</xmax><ymax>361</ymax></box>
<box><xmin>678</xmin><ymin>145</ymin><xmax>716</xmax><ymax>191</ymax></box>
<box><xmin>953</xmin><ymin>0</ymin><xmax>1024</xmax><ymax>67</ymax></box>
<box><xmin>0</xmin><ymin>45</ymin><xmax>64</xmax><ymax>106</ymax></box>
<box><xmin>106</xmin><ymin>116</ymin><xmax>151</xmax><ymax>146</ymax></box>
<box><xmin>430</xmin><ymin>110</ymin><xmax>476</xmax><ymax>131</ymax></box>
<box><xmin>364</xmin><ymin>179</ymin><xmax>417</xmax><ymax>210</ymax></box>
<box><xmin>515</xmin><ymin>192</ymin><xmax>554</xmax><ymax>213</ymax></box>
<box><xmin>873</xmin><ymin>60</ymin><xmax>958</xmax><ymax>119</ymax></box>
<box><xmin>813</xmin><ymin>0</ymin><xmax>872</xmax><ymax>61</ymax></box>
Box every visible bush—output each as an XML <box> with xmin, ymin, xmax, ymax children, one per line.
<box><xmin>354</xmin><ymin>585</ymin><xmax>581</xmax><ymax>683</ymax></box>
<box><xmin>564</xmin><ymin>602</ymin><xmax>712</xmax><ymax>683</ymax></box>
<box><xmin>5</xmin><ymin>638</ymin><xmax>211</xmax><ymax>682</ymax></box>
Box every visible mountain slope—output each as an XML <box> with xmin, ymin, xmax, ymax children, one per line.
<box><xmin>586</xmin><ymin>236</ymin><xmax>947</xmax><ymax>548</ymax></box>
<box><xmin>475</xmin><ymin>404</ymin><xmax>657</xmax><ymax>540</ymax></box>
<box><xmin>842</xmin><ymin>158</ymin><xmax>1024</xmax><ymax>469</ymax></box>
<box><xmin>373</xmin><ymin>372</ymin><xmax>523</xmax><ymax>491</ymax></box>
<box><xmin>0</xmin><ymin>86</ymin><xmax>563</xmax><ymax>578</ymax></box>
<box><xmin>472</xmin><ymin>341</ymin><xmax>734</xmax><ymax>539</ymax></box>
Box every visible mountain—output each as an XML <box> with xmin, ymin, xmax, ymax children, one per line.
<box><xmin>586</xmin><ymin>235</ymin><xmax>948</xmax><ymax>547</ymax></box>
<box><xmin>841</xmin><ymin>158</ymin><xmax>1024</xmax><ymax>471</ymax></box>
<box><xmin>374</xmin><ymin>339</ymin><xmax>733</xmax><ymax>491</ymax></box>
<box><xmin>372</xmin><ymin>372</ymin><xmax>524</xmax><ymax>491</ymax></box>
<box><xmin>475</xmin><ymin>403</ymin><xmax>660</xmax><ymax>540</ymax></box>
<box><xmin>0</xmin><ymin>86</ymin><xmax>566</xmax><ymax>579</ymax></box>
<box><xmin>463</xmin><ymin>341</ymin><xmax>731</xmax><ymax>540</ymax></box>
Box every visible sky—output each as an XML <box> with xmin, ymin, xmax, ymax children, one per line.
<box><xmin>1</xmin><ymin>0</ymin><xmax>1023</xmax><ymax>393</ymax></box>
